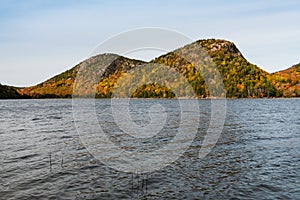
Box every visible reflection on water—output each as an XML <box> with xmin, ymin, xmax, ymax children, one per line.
<box><xmin>0</xmin><ymin>99</ymin><xmax>299</xmax><ymax>199</ymax></box>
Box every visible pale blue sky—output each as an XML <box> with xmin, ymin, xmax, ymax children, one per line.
<box><xmin>1</xmin><ymin>0</ymin><xmax>300</xmax><ymax>86</ymax></box>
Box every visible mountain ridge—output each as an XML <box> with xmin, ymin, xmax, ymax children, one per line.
<box><xmin>1</xmin><ymin>39</ymin><xmax>299</xmax><ymax>98</ymax></box>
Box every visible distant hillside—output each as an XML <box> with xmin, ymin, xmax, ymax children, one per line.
<box><xmin>0</xmin><ymin>84</ymin><xmax>25</xmax><ymax>99</ymax></box>
<box><xmin>152</xmin><ymin>39</ymin><xmax>279</xmax><ymax>98</ymax></box>
<box><xmin>1</xmin><ymin>39</ymin><xmax>299</xmax><ymax>99</ymax></box>
<box><xmin>18</xmin><ymin>54</ymin><xmax>145</xmax><ymax>98</ymax></box>
<box><xmin>272</xmin><ymin>63</ymin><xmax>300</xmax><ymax>97</ymax></box>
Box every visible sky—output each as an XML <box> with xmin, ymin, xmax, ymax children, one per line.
<box><xmin>0</xmin><ymin>0</ymin><xmax>300</xmax><ymax>87</ymax></box>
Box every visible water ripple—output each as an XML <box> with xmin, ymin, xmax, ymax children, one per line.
<box><xmin>0</xmin><ymin>99</ymin><xmax>299</xmax><ymax>199</ymax></box>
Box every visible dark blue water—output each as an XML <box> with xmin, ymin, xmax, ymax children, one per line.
<box><xmin>0</xmin><ymin>99</ymin><xmax>299</xmax><ymax>199</ymax></box>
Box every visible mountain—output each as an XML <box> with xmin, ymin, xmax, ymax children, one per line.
<box><xmin>152</xmin><ymin>39</ymin><xmax>278</xmax><ymax>98</ymax></box>
<box><xmin>1</xmin><ymin>39</ymin><xmax>299</xmax><ymax>99</ymax></box>
<box><xmin>0</xmin><ymin>84</ymin><xmax>26</xmax><ymax>99</ymax></box>
<box><xmin>18</xmin><ymin>54</ymin><xmax>145</xmax><ymax>98</ymax></box>
<box><xmin>272</xmin><ymin>63</ymin><xmax>300</xmax><ymax>97</ymax></box>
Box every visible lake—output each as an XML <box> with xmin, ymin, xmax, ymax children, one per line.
<box><xmin>0</xmin><ymin>99</ymin><xmax>299</xmax><ymax>199</ymax></box>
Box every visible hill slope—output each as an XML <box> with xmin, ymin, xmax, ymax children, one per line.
<box><xmin>18</xmin><ymin>54</ymin><xmax>145</xmax><ymax>98</ymax></box>
<box><xmin>152</xmin><ymin>39</ymin><xmax>279</xmax><ymax>98</ymax></box>
<box><xmin>0</xmin><ymin>84</ymin><xmax>25</xmax><ymax>99</ymax></box>
<box><xmin>272</xmin><ymin>63</ymin><xmax>300</xmax><ymax>97</ymax></box>
<box><xmin>1</xmin><ymin>39</ymin><xmax>299</xmax><ymax>99</ymax></box>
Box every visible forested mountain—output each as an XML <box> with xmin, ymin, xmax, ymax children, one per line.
<box><xmin>18</xmin><ymin>54</ymin><xmax>145</xmax><ymax>98</ymax></box>
<box><xmin>1</xmin><ymin>39</ymin><xmax>299</xmax><ymax>98</ymax></box>
<box><xmin>272</xmin><ymin>63</ymin><xmax>300</xmax><ymax>97</ymax></box>
<box><xmin>152</xmin><ymin>39</ymin><xmax>279</xmax><ymax>98</ymax></box>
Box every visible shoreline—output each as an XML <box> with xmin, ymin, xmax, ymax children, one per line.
<box><xmin>1</xmin><ymin>97</ymin><xmax>300</xmax><ymax>100</ymax></box>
